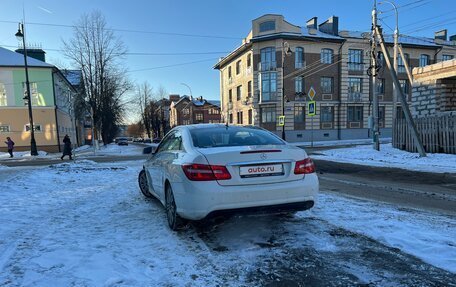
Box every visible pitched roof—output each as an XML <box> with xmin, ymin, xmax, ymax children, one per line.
<box><xmin>0</xmin><ymin>46</ymin><xmax>54</xmax><ymax>68</ymax></box>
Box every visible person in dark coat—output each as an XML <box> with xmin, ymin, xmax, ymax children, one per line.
<box><xmin>61</xmin><ymin>134</ymin><xmax>73</xmax><ymax>160</ymax></box>
<box><xmin>4</xmin><ymin>137</ymin><xmax>14</xmax><ymax>158</ymax></box>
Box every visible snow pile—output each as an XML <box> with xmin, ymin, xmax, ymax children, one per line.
<box><xmin>74</xmin><ymin>145</ymin><xmax>91</xmax><ymax>152</ymax></box>
<box><xmin>290</xmin><ymin>138</ymin><xmax>391</xmax><ymax>147</ymax></box>
<box><xmin>306</xmin><ymin>193</ymin><xmax>456</xmax><ymax>273</ymax></box>
<box><xmin>312</xmin><ymin>143</ymin><xmax>456</xmax><ymax>173</ymax></box>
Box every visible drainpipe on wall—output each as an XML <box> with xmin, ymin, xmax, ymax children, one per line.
<box><xmin>52</xmin><ymin>71</ymin><xmax>61</xmax><ymax>153</ymax></box>
<box><xmin>337</xmin><ymin>40</ymin><xmax>346</xmax><ymax>140</ymax></box>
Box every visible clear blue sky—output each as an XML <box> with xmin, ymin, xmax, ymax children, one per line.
<box><xmin>1</xmin><ymin>0</ymin><xmax>454</xmax><ymax>103</ymax></box>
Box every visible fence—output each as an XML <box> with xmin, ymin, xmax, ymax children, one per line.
<box><xmin>393</xmin><ymin>114</ymin><xmax>456</xmax><ymax>154</ymax></box>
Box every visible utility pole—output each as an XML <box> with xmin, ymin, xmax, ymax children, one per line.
<box><xmin>380</xmin><ymin>1</ymin><xmax>399</xmax><ymax>147</ymax></box>
<box><xmin>371</xmin><ymin>0</ymin><xmax>380</xmax><ymax>151</ymax></box>
<box><xmin>374</xmin><ymin>25</ymin><xmax>426</xmax><ymax>157</ymax></box>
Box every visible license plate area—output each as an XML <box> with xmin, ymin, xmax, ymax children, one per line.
<box><xmin>239</xmin><ymin>164</ymin><xmax>284</xmax><ymax>178</ymax></box>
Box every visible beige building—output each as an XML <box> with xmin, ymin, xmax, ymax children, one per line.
<box><xmin>0</xmin><ymin>47</ymin><xmax>77</xmax><ymax>152</ymax></box>
<box><xmin>214</xmin><ymin>14</ymin><xmax>456</xmax><ymax>142</ymax></box>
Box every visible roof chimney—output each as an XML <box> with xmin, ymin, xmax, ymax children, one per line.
<box><xmin>306</xmin><ymin>17</ymin><xmax>318</xmax><ymax>30</ymax></box>
<box><xmin>318</xmin><ymin>16</ymin><xmax>339</xmax><ymax>36</ymax></box>
<box><xmin>15</xmin><ymin>48</ymin><xmax>46</xmax><ymax>62</ymax></box>
<box><xmin>435</xmin><ymin>29</ymin><xmax>447</xmax><ymax>41</ymax></box>
<box><xmin>169</xmin><ymin>94</ymin><xmax>180</xmax><ymax>102</ymax></box>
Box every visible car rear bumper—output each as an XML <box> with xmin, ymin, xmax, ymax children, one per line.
<box><xmin>171</xmin><ymin>173</ymin><xmax>318</xmax><ymax>220</ymax></box>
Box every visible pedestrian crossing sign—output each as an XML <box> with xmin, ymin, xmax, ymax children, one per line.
<box><xmin>308</xmin><ymin>101</ymin><xmax>316</xmax><ymax>116</ymax></box>
<box><xmin>278</xmin><ymin>116</ymin><xmax>285</xmax><ymax>126</ymax></box>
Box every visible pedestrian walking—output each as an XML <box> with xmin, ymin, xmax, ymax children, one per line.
<box><xmin>61</xmin><ymin>134</ymin><xmax>73</xmax><ymax>160</ymax></box>
<box><xmin>4</xmin><ymin>137</ymin><xmax>14</xmax><ymax>158</ymax></box>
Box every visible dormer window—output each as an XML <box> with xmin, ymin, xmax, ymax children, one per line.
<box><xmin>259</xmin><ymin>21</ymin><xmax>275</xmax><ymax>32</ymax></box>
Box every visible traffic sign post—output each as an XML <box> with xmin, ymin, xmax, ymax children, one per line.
<box><xmin>307</xmin><ymin>87</ymin><xmax>316</xmax><ymax>147</ymax></box>
<box><xmin>278</xmin><ymin>115</ymin><xmax>285</xmax><ymax>126</ymax></box>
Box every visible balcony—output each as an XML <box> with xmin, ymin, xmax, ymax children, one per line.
<box><xmin>258</xmin><ymin>61</ymin><xmax>277</xmax><ymax>72</ymax></box>
<box><xmin>348</xmin><ymin>93</ymin><xmax>362</xmax><ymax>102</ymax></box>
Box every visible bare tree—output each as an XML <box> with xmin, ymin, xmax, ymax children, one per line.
<box><xmin>137</xmin><ymin>82</ymin><xmax>154</xmax><ymax>139</ymax></box>
<box><xmin>63</xmin><ymin>11</ymin><xmax>128</xmax><ymax>145</ymax></box>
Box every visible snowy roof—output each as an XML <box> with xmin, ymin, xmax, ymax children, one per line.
<box><xmin>61</xmin><ymin>70</ymin><xmax>82</xmax><ymax>86</ymax></box>
<box><xmin>207</xmin><ymin>100</ymin><xmax>220</xmax><ymax>107</ymax></box>
<box><xmin>300</xmin><ymin>27</ymin><xmax>344</xmax><ymax>40</ymax></box>
<box><xmin>0</xmin><ymin>46</ymin><xmax>54</xmax><ymax>68</ymax></box>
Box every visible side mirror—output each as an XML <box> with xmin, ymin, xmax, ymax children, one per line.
<box><xmin>143</xmin><ymin>146</ymin><xmax>154</xmax><ymax>154</ymax></box>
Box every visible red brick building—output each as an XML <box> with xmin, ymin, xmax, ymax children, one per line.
<box><xmin>170</xmin><ymin>96</ymin><xmax>221</xmax><ymax>127</ymax></box>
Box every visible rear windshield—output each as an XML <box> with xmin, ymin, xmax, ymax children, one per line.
<box><xmin>190</xmin><ymin>126</ymin><xmax>284</xmax><ymax>148</ymax></box>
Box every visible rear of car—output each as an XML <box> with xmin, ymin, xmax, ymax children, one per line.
<box><xmin>117</xmin><ymin>137</ymin><xmax>128</xmax><ymax>145</ymax></box>
<box><xmin>172</xmin><ymin>125</ymin><xmax>318</xmax><ymax>220</ymax></box>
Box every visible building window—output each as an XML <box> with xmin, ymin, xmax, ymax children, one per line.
<box><xmin>248</xmin><ymin>81</ymin><xmax>252</xmax><ymax>98</ymax></box>
<box><xmin>23</xmin><ymin>82</ymin><xmax>42</xmax><ymax>106</ymax></box>
<box><xmin>183</xmin><ymin>108</ymin><xmax>189</xmax><ymax>115</ymax></box>
<box><xmin>195</xmin><ymin>113</ymin><xmax>203</xmax><ymax>122</ymax></box>
<box><xmin>237</xmin><ymin>111</ymin><xmax>243</xmax><ymax>124</ymax></box>
<box><xmin>183</xmin><ymin>119</ymin><xmax>190</xmax><ymax>125</ymax></box>
<box><xmin>208</xmin><ymin>108</ymin><xmax>219</xmax><ymax>115</ymax></box>
<box><xmin>419</xmin><ymin>54</ymin><xmax>430</xmax><ymax>67</ymax></box>
<box><xmin>348</xmin><ymin>77</ymin><xmax>362</xmax><ymax>101</ymax></box>
<box><xmin>399</xmin><ymin>79</ymin><xmax>409</xmax><ymax>94</ymax></box>
<box><xmin>348</xmin><ymin>49</ymin><xmax>363</xmax><ymax>71</ymax></box>
<box><xmin>261</xmin><ymin>72</ymin><xmax>277</xmax><ymax>101</ymax></box>
<box><xmin>247</xmin><ymin>54</ymin><xmax>252</xmax><ymax>67</ymax></box>
<box><xmin>228</xmin><ymin>66</ymin><xmax>232</xmax><ymax>78</ymax></box>
<box><xmin>236</xmin><ymin>60</ymin><xmax>241</xmax><ymax>75</ymax></box>
<box><xmin>229</xmin><ymin>113</ymin><xmax>233</xmax><ymax>124</ymax></box>
<box><xmin>347</xmin><ymin>106</ymin><xmax>363</xmax><ymax>122</ymax></box>
<box><xmin>260</xmin><ymin>47</ymin><xmax>276</xmax><ymax>71</ymax></box>
<box><xmin>294</xmin><ymin>106</ymin><xmax>305</xmax><ymax>123</ymax></box>
<box><xmin>259</xmin><ymin>21</ymin><xmax>275</xmax><ymax>32</ymax></box>
<box><xmin>295</xmin><ymin>77</ymin><xmax>303</xmax><ymax>94</ymax></box>
<box><xmin>248</xmin><ymin>109</ymin><xmax>253</xmax><ymax>125</ymax></box>
<box><xmin>229</xmin><ymin>89</ymin><xmax>232</xmax><ymax>102</ymax></box>
<box><xmin>321</xmin><ymin>48</ymin><xmax>333</xmax><ymax>64</ymax></box>
<box><xmin>25</xmin><ymin>124</ymin><xmax>42</xmax><ymax>132</ymax></box>
<box><xmin>295</xmin><ymin>47</ymin><xmax>304</xmax><ymax>69</ymax></box>
<box><xmin>0</xmin><ymin>125</ymin><xmax>10</xmax><ymax>132</ymax></box>
<box><xmin>397</xmin><ymin>53</ymin><xmax>409</xmax><ymax>73</ymax></box>
<box><xmin>442</xmin><ymin>54</ymin><xmax>454</xmax><ymax>61</ymax></box>
<box><xmin>321</xmin><ymin>77</ymin><xmax>333</xmax><ymax>94</ymax></box>
<box><xmin>376</xmin><ymin>78</ymin><xmax>385</xmax><ymax>94</ymax></box>
<box><xmin>261</xmin><ymin>107</ymin><xmax>276</xmax><ymax>123</ymax></box>
<box><xmin>321</xmin><ymin>106</ymin><xmax>334</xmax><ymax>123</ymax></box>
<box><xmin>0</xmin><ymin>83</ymin><xmax>6</xmax><ymax>106</ymax></box>
<box><xmin>236</xmin><ymin>85</ymin><xmax>242</xmax><ymax>101</ymax></box>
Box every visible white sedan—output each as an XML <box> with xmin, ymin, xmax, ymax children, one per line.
<box><xmin>138</xmin><ymin>124</ymin><xmax>318</xmax><ymax>230</ymax></box>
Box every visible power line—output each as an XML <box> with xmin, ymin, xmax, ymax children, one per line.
<box><xmin>128</xmin><ymin>58</ymin><xmax>220</xmax><ymax>72</ymax></box>
<box><xmin>0</xmin><ymin>44</ymin><xmax>230</xmax><ymax>56</ymax></box>
<box><xmin>0</xmin><ymin>20</ymin><xmax>241</xmax><ymax>40</ymax></box>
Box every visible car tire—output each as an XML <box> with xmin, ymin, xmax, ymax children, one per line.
<box><xmin>138</xmin><ymin>170</ymin><xmax>153</xmax><ymax>198</ymax></box>
<box><xmin>165</xmin><ymin>184</ymin><xmax>185</xmax><ymax>231</ymax></box>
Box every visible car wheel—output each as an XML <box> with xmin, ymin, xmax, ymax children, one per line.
<box><xmin>165</xmin><ymin>184</ymin><xmax>185</xmax><ymax>230</ymax></box>
<box><xmin>138</xmin><ymin>170</ymin><xmax>152</xmax><ymax>198</ymax></box>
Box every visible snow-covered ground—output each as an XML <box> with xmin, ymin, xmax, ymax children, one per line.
<box><xmin>0</xmin><ymin>143</ymin><xmax>149</xmax><ymax>162</ymax></box>
<box><xmin>312</xmin><ymin>143</ymin><xmax>456</xmax><ymax>173</ymax></box>
<box><xmin>0</xmin><ymin>160</ymin><xmax>454</xmax><ymax>286</ymax></box>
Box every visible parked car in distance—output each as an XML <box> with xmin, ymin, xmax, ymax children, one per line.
<box><xmin>138</xmin><ymin>124</ymin><xmax>318</xmax><ymax>230</ymax></box>
<box><xmin>117</xmin><ymin>137</ymin><xmax>129</xmax><ymax>146</ymax></box>
<box><xmin>143</xmin><ymin>138</ymin><xmax>152</xmax><ymax>143</ymax></box>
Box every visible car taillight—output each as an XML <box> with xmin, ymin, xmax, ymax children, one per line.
<box><xmin>182</xmin><ymin>164</ymin><xmax>232</xmax><ymax>181</ymax></box>
<box><xmin>294</xmin><ymin>158</ymin><xmax>315</xmax><ymax>174</ymax></box>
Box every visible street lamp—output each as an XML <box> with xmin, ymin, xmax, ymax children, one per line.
<box><xmin>281</xmin><ymin>41</ymin><xmax>292</xmax><ymax>140</ymax></box>
<box><xmin>379</xmin><ymin>1</ymin><xmax>399</xmax><ymax>145</ymax></box>
<box><xmin>180</xmin><ymin>83</ymin><xmax>193</xmax><ymax>124</ymax></box>
<box><xmin>15</xmin><ymin>22</ymin><xmax>38</xmax><ymax>156</ymax></box>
